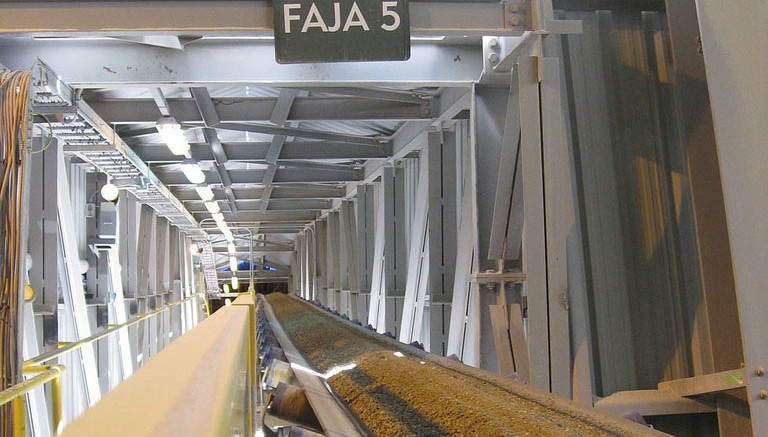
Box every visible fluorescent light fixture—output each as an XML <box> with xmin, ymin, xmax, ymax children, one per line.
<box><xmin>195</xmin><ymin>186</ymin><xmax>215</xmax><ymax>202</ymax></box>
<box><xmin>180</xmin><ymin>159</ymin><xmax>206</xmax><ymax>184</ymax></box>
<box><xmin>230</xmin><ymin>256</ymin><xmax>238</xmax><ymax>272</ymax></box>
<box><xmin>156</xmin><ymin>116</ymin><xmax>190</xmax><ymax>155</ymax></box>
<box><xmin>222</xmin><ymin>228</ymin><xmax>235</xmax><ymax>242</ymax></box>
<box><xmin>225</xmin><ymin>298</ymin><xmax>232</xmax><ymax>306</ymax></box>
<box><xmin>231</xmin><ymin>276</ymin><xmax>239</xmax><ymax>289</ymax></box>
<box><xmin>100</xmin><ymin>183</ymin><xmax>119</xmax><ymax>201</ymax></box>
<box><xmin>212</xmin><ymin>212</ymin><xmax>225</xmax><ymax>223</ymax></box>
<box><xmin>228</xmin><ymin>242</ymin><xmax>236</xmax><ymax>254</ymax></box>
<box><xmin>204</xmin><ymin>201</ymin><xmax>221</xmax><ymax>214</ymax></box>
<box><xmin>224</xmin><ymin>283</ymin><xmax>230</xmax><ymax>293</ymax></box>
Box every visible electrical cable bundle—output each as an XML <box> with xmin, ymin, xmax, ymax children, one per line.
<box><xmin>0</xmin><ymin>69</ymin><xmax>32</xmax><ymax>435</ymax></box>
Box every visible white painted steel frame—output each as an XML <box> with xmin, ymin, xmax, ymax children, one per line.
<box><xmin>0</xmin><ymin>1</ymin><xmax>528</xmax><ymax>37</ymax></box>
<box><xmin>56</xmin><ymin>146</ymin><xmax>102</xmax><ymax>414</ymax></box>
<box><xmin>446</xmin><ymin>132</ymin><xmax>480</xmax><ymax>366</ymax></box>
<box><xmin>0</xmin><ymin>40</ymin><xmax>485</xmax><ymax>89</ymax></box>
<box><xmin>399</xmin><ymin>147</ymin><xmax>431</xmax><ymax>345</ymax></box>
<box><xmin>696</xmin><ymin>0</ymin><xmax>768</xmax><ymax>433</ymax></box>
<box><xmin>518</xmin><ymin>56</ymin><xmax>549</xmax><ymax>391</ymax></box>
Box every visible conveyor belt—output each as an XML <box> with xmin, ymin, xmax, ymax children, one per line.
<box><xmin>262</xmin><ymin>294</ymin><xmax>665</xmax><ymax>437</ymax></box>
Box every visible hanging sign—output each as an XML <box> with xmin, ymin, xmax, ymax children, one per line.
<box><xmin>273</xmin><ymin>0</ymin><xmax>410</xmax><ymax>63</ymax></box>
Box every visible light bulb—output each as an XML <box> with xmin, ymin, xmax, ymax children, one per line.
<box><xmin>195</xmin><ymin>186</ymin><xmax>215</xmax><ymax>202</ymax></box>
<box><xmin>101</xmin><ymin>183</ymin><xmax>119</xmax><ymax>201</ymax></box>
<box><xmin>228</xmin><ymin>242</ymin><xmax>236</xmax><ymax>254</ymax></box>
<box><xmin>230</xmin><ymin>256</ymin><xmax>238</xmax><ymax>272</ymax></box>
<box><xmin>180</xmin><ymin>160</ymin><xmax>206</xmax><ymax>184</ymax></box>
<box><xmin>231</xmin><ymin>276</ymin><xmax>239</xmax><ymax>289</ymax></box>
<box><xmin>223</xmin><ymin>283</ymin><xmax>230</xmax><ymax>293</ymax></box>
<box><xmin>156</xmin><ymin>117</ymin><xmax>190</xmax><ymax>155</ymax></box>
<box><xmin>212</xmin><ymin>213</ymin><xmax>225</xmax><ymax>223</ymax></box>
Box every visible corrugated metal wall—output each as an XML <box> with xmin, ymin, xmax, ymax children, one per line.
<box><xmin>557</xmin><ymin>9</ymin><xmax>706</xmax><ymax>395</ymax></box>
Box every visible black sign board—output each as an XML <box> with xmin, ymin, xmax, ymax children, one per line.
<box><xmin>273</xmin><ymin>0</ymin><xmax>410</xmax><ymax>64</ymax></box>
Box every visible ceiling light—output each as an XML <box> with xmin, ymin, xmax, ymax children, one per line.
<box><xmin>230</xmin><ymin>256</ymin><xmax>238</xmax><ymax>272</ymax></box>
<box><xmin>180</xmin><ymin>160</ymin><xmax>206</xmax><ymax>184</ymax></box>
<box><xmin>204</xmin><ymin>201</ymin><xmax>221</xmax><ymax>214</ymax></box>
<box><xmin>195</xmin><ymin>186</ymin><xmax>214</xmax><ymax>202</ymax></box>
<box><xmin>156</xmin><ymin>116</ymin><xmax>190</xmax><ymax>155</ymax></box>
<box><xmin>223</xmin><ymin>283</ymin><xmax>230</xmax><ymax>293</ymax></box>
<box><xmin>222</xmin><ymin>228</ymin><xmax>235</xmax><ymax>242</ymax></box>
<box><xmin>231</xmin><ymin>276</ymin><xmax>239</xmax><ymax>289</ymax></box>
<box><xmin>228</xmin><ymin>242</ymin><xmax>236</xmax><ymax>254</ymax></box>
<box><xmin>100</xmin><ymin>183</ymin><xmax>119</xmax><ymax>201</ymax></box>
<box><xmin>212</xmin><ymin>212</ymin><xmax>225</xmax><ymax>223</ymax></box>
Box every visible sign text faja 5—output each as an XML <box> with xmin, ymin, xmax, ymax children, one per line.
<box><xmin>273</xmin><ymin>0</ymin><xmax>410</xmax><ymax>63</ymax></box>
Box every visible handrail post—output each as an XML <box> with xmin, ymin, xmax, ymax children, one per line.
<box><xmin>1</xmin><ymin>364</ymin><xmax>66</xmax><ymax>437</ymax></box>
<box><xmin>51</xmin><ymin>369</ymin><xmax>62</xmax><ymax>435</ymax></box>
<box><xmin>13</xmin><ymin>396</ymin><xmax>26</xmax><ymax>437</ymax></box>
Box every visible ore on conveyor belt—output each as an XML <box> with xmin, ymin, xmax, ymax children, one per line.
<box><xmin>265</xmin><ymin>293</ymin><xmax>662</xmax><ymax>437</ymax></box>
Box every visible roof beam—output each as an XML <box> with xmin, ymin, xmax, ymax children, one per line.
<box><xmin>153</xmin><ymin>167</ymin><xmax>361</xmax><ymax>185</ymax></box>
<box><xmin>292</xmin><ymin>87</ymin><xmax>430</xmax><ymax>104</ymax></box>
<box><xmin>0</xmin><ymin>40</ymin><xmax>484</xmax><ymax>87</ymax></box>
<box><xmin>260</xmin><ymin>89</ymin><xmax>300</xmax><ymax>212</ymax></box>
<box><xmin>185</xmin><ymin>199</ymin><xmax>331</xmax><ymax>212</ymax></box>
<box><xmin>149</xmin><ymin>88</ymin><xmax>171</xmax><ymax>117</ymax></box>
<box><xmin>198</xmin><ymin>210</ymin><xmax>319</xmax><ymax>222</ymax></box>
<box><xmin>172</xmin><ymin>185</ymin><xmax>346</xmax><ymax>202</ymax></box>
<box><xmin>217</xmin><ymin>122</ymin><xmax>383</xmax><ymax>146</ymax></box>
<box><xmin>0</xmin><ymin>2</ymin><xmax>526</xmax><ymax>37</ymax></box>
<box><xmin>129</xmin><ymin>142</ymin><xmax>388</xmax><ymax>162</ymax></box>
<box><xmin>190</xmin><ymin>86</ymin><xmax>238</xmax><ymax>212</ymax></box>
<box><xmin>88</xmin><ymin>96</ymin><xmax>433</xmax><ymax>123</ymax></box>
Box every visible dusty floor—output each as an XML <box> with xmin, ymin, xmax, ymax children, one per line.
<box><xmin>266</xmin><ymin>294</ymin><xmax>652</xmax><ymax>437</ymax></box>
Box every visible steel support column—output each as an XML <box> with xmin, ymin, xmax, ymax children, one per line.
<box><xmin>427</xmin><ymin>131</ymin><xmax>457</xmax><ymax>356</ymax></box>
<box><xmin>355</xmin><ymin>185</ymin><xmax>375</xmax><ymax>320</ymax></box>
<box><xmin>56</xmin><ymin>146</ymin><xmax>102</xmax><ymax>411</ymax></box>
<box><xmin>696</xmin><ymin>1</ymin><xmax>768</xmax><ymax>433</ymax></box>
<box><xmin>518</xmin><ymin>56</ymin><xmax>549</xmax><ymax>390</ymax></box>
<box><xmin>339</xmin><ymin>200</ymin><xmax>359</xmax><ymax>321</ymax></box>
<box><xmin>399</xmin><ymin>149</ymin><xmax>430</xmax><ymax>346</ymax></box>
<box><xmin>382</xmin><ymin>166</ymin><xmax>407</xmax><ymax>337</ymax></box>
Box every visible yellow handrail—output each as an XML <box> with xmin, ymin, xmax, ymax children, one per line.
<box><xmin>6</xmin><ymin>293</ymin><xmax>207</xmax><ymax>436</ymax></box>
<box><xmin>59</xmin><ymin>299</ymin><xmax>254</xmax><ymax>437</ymax></box>
<box><xmin>25</xmin><ymin>293</ymin><xmax>206</xmax><ymax>367</ymax></box>
<box><xmin>0</xmin><ymin>364</ymin><xmax>65</xmax><ymax>437</ymax></box>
